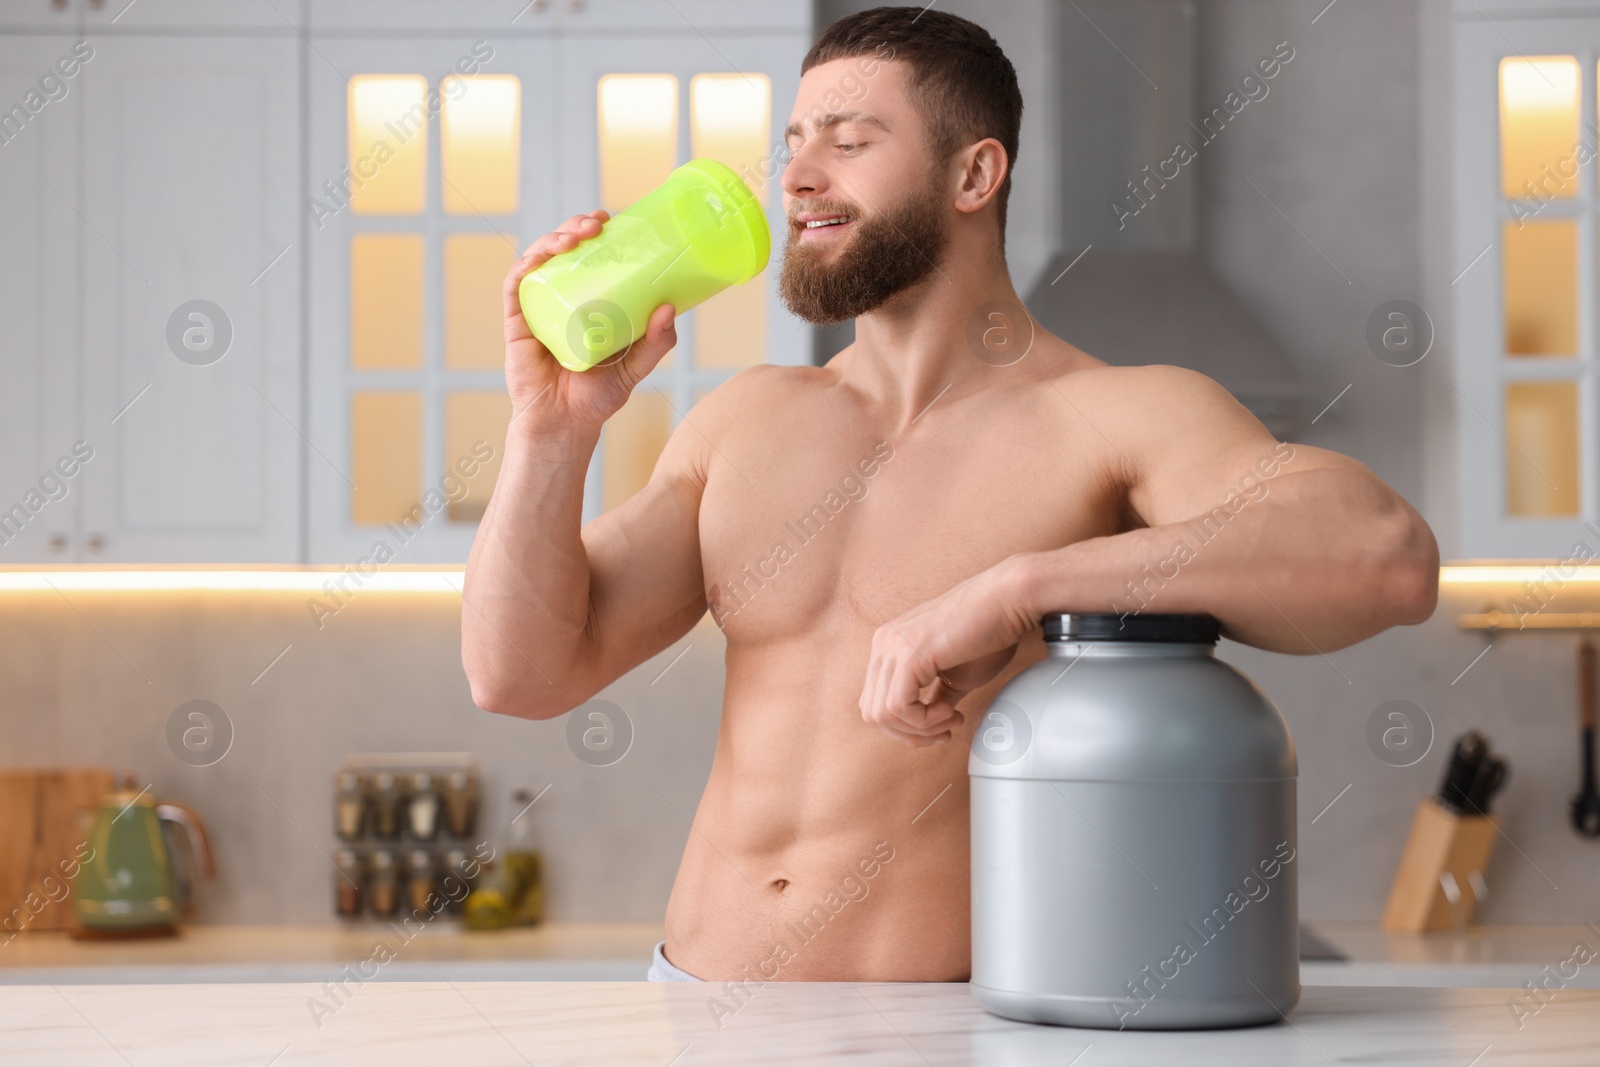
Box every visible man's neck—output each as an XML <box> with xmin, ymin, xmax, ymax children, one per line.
<box><xmin>837</xmin><ymin>253</ymin><xmax>1027</xmax><ymax>430</ymax></box>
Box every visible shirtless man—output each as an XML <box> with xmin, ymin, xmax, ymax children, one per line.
<box><xmin>461</xmin><ymin>7</ymin><xmax>1439</xmax><ymax>984</ymax></box>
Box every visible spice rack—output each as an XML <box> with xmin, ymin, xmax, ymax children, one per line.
<box><xmin>331</xmin><ymin>752</ymin><xmax>483</xmax><ymax>922</ymax></box>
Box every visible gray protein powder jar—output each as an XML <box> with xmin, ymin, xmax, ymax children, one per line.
<box><xmin>969</xmin><ymin>612</ymin><xmax>1300</xmax><ymax>1030</ymax></box>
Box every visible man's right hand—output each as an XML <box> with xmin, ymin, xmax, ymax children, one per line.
<box><xmin>502</xmin><ymin>209</ymin><xmax>678</xmax><ymax>435</ymax></box>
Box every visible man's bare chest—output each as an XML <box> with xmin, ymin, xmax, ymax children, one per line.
<box><xmin>698</xmin><ymin>417</ymin><xmax>1122</xmax><ymax>639</ymax></box>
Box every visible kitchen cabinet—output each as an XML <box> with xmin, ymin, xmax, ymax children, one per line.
<box><xmin>0</xmin><ymin>0</ymin><xmax>78</xmax><ymax>32</ymax></box>
<box><xmin>305</xmin><ymin>20</ymin><xmax>809</xmax><ymax>561</ymax></box>
<box><xmin>78</xmin><ymin>33</ymin><xmax>302</xmax><ymax>562</ymax></box>
<box><xmin>0</xmin><ymin>3</ymin><xmax>810</xmax><ymax>563</ymax></box>
<box><xmin>0</xmin><ymin>26</ymin><xmax>301</xmax><ymax>563</ymax></box>
<box><xmin>0</xmin><ymin>33</ymin><xmax>80</xmax><ymax>562</ymax></box>
<box><xmin>305</xmin><ymin>34</ymin><xmax>558</xmax><ymax>562</ymax></box>
<box><xmin>1454</xmin><ymin>12</ymin><xmax>1600</xmax><ymax>557</ymax></box>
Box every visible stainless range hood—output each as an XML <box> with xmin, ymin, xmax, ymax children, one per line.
<box><xmin>1024</xmin><ymin>0</ymin><xmax>1309</xmax><ymax>437</ymax></box>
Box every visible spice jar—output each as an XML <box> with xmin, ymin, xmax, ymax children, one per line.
<box><xmin>442</xmin><ymin>769</ymin><xmax>479</xmax><ymax>839</ymax></box>
<box><xmin>407</xmin><ymin>770</ymin><xmax>441</xmax><ymax>841</ymax></box>
<box><xmin>334</xmin><ymin>770</ymin><xmax>368</xmax><ymax>841</ymax></box>
<box><xmin>369</xmin><ymin>848</ymin><xmax>399</xmax><ymax>917</ymax></box>
<box><xmin>406</xmin><ymin>848</ymin><xmax>436</xmax><ymax>916</ymax></box>
<box><xmin>371</xmin><ymin>770</ymin><xmax>403</xmax><ymax>840</ymax></box>
<box><xmin>333</xmin><ymin>848</ymin><xmax>364</xmax><ymax>918</ymax></box>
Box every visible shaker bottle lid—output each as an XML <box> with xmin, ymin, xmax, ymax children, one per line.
<box><xmin>1042</xmin><ymin>612</ymin><xmax>1220</xmax><ymax>644</ymax></box>
<box><xmin>678</xmin><ymin>158</ymin><xmax>771</xmax><ymax>284</ymax></box>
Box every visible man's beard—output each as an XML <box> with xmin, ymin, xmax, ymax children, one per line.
<box><xmin>777</xmin><ymin>178</ymin><xmax>948</xmax><ymax>326</ymax></box>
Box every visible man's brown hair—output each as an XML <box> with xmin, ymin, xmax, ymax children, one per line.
<box><xmin>801</xmin><ymin>6</ymin><xmax>1023</xmax><ymax>253</ymax></box>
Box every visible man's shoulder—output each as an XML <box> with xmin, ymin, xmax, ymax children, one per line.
<box><xmin>690</xmin><ymin>362</ymin><xmax>830</xmax><ymax>418</ymax></box>
<box><xmin>1044</xmin><ymin>359</ymin><xmax>1237</xmax><ymax>421</ymax></box>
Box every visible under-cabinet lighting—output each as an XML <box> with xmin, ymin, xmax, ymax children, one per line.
<box><xmin>0</xmin><ymin>569</ymin><xmax>466</xmax><ymax>593</ymax></box>
<box><xmin>1441</xmin><ymin>563</ymin><xmax>1600</xmax><ymax>585</ymax></box>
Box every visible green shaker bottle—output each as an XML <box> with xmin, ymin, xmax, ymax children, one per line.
<box><xmin>518</xmin><ymin>158</ymin><xmax>770</xmax><ymax>372</ymax></box>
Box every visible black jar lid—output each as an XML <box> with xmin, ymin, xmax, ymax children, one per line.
<box><xmin>1042</xmin><ymin>612</ymin><xmax>1221</xmax><ymax>644</ymax></box>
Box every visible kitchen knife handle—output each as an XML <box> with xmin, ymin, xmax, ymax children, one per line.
<box><xmin>1440</xmin><ymin>731</ymin><xmax>1488</xmax><ymax>812</ymax></box>
<box><xmin>1582</xmin><ymin>640</ymin><xmax>1597</xmax><ymax>731</ymax></box>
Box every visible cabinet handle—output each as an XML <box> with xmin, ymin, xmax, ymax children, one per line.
<box><xmin>50</xmin><ymin>0</ymin><xmax>67</xmax><ymax>10</ymax></box>
<box><xmin>49</xmin><ymin>532</ymin><xmax>67</xmax><ymax>552</ymax></box>
<box><xmin>568</xmin><ymin>0</ymin><xmax>585</xmax><ymax>11</ymax></box>
<box><xmin>88</xmin><ymin>0</ymin><xmax>104</xmax><ymax>8</ymax></box>
<box><xmin>86</xmin><ymin>533</ymin><xmax>105</xmax><ymax>552</ymax></box>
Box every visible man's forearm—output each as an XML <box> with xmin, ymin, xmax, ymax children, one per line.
<box><xmin>1010</xmin><ymin>468</ymin><xmax>1438</xmax><ymax>653</ymax></box>
<box><xmin>462</xmin><ymin>424</ymin><xmax>601</xmax><ymax>713</ymax></box>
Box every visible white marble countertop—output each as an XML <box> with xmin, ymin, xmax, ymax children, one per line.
<box><xmin>5</xmin><ymin>980</ymin><xmax>1596</xmax><ymax>1065</ymax></box>
<box><xmin>9</xmin><ymin>921</ymin><xmax>1600</xmax><ymax>990</ymax></box>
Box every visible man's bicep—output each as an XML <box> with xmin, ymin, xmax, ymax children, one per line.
<box><xmin>1120</xmin><ymin>365</ymin><xmax>1338</xmax><ymax>527</ymax></box>
<box><xmin>577</xmin><ymin>415</ymin><xmax>710</xmax><ymax>686</ymax></box>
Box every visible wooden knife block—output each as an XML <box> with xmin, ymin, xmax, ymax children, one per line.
<box><xmin>1382</xmin><ymin>795</ymin><xmax>1499</xmax><ymax>933</ymax></box>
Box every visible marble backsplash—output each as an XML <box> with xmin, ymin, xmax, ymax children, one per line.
<box><xmin>1</xmin><ymin>575</ymin><xmax>1597</xmax><ymax>925</ymax></box>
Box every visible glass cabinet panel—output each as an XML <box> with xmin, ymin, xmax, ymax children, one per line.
<box><xmin>441</xmin><ymin>74</ymin><xmax>521</xmax><ymax>215</ymax></box>
<box><xmin>445</xmin><ymin>234</ymin><xmax>516</xmax><ymax>370</ymax></box>
<box><xmin>603</xmin><ymin>390</ymin><xmax>671</xmax><ymax>510</ymax></box>
<box><xmin>690</xmin><ymin>72</ymin><xmax>772</xmax><ymax>199</ymax></box>
<box><xmin>694</xmin><ymin>282</ymin><xmax>764</xmax><ymax>369</ymax></box>
<box><xmin>445</xmin><ymin>391</ymin><xmax>511</xmax><ymax>522</ymax></box>
<box><xmin>1502</xmin><ymin>219</ymin><xmax>1577</xmax><ymax>356</ymax></box>
<box><xmin>348</xmin><ymin>74</ymin><xmax>429</xmax><ymax>215</ymax></box>
<box><xmin>690</xmin><ymin>72</ymin><xmax>770</xmax><ymax>370</ymax></box>
<box><xmin>1505</xmin><ymin>381</ymin><xmax>1580</xmax><ymax>516</ymax></box>
<box><xmin>597</xmin><ymin>74</ymin><xmax>678</xmax><ymax>213</ymax></box>
<box><xmin>352</xmin><ymin>392</ymin><xmax>423</xmax><ymax>524</ymax></box>
<box><xmin>1499</xmin><ymin>56</ymin><xmax>1579</xmax><ymax>200</ymax></box>
<box><xmin>351</xmin><ymin>234</ymin><xmax>424</xmax><ymax>369</ymax></box>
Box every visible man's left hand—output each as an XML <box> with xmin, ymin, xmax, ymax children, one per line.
<box><xmin>858</xmin><ymin>554</ymin><xmax>1034</xmax><ymax>748</ymax></box>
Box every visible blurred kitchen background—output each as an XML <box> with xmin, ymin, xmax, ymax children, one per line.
<box><xmin>4</xmin><ymin>0</ymin><xmax>1600</xmax><ymax>981</ymax></box>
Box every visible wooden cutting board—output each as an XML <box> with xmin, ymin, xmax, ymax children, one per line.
<box><xmin>0</xmin><ymin>768</ymin><xmax>115</xmax><ymax>933</ymax></box>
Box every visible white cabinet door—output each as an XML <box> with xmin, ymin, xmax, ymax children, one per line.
<box><xmin>307</xmin><ymin>0</ymin><xmax>559</xmax><ymax>31</ymax></box>
<box><xmin>82</xmin><ymin>0</ymin><xmax>298</xmax><ymax>31</ymax></box>
<box><xmin>561</xmin><ymin>0</ymin><xmax>810</xmax><ymax>30</ymax></box>
<box><xmin>0</xmin><ymin>1</ymin><xmax>79</xmax><ymax>32</ymax></box>
<box><xmin>555</xmin><ymin>33</ymin><xmax>809</xmax><ymax>524</ymax></box>
<box><xmin>79</xmin><ymin>35</ymin><xmax>302</xmax><ymax>561</ymax></box>
<box><xmin>305</xmin><ymin>35</ymin><xmax>556</xmax><ymax>563</ymax></box>
<box><xmin>0</xmin><ymin>34</ymin><xmax>84</xmax><ymax>563</ymax></box>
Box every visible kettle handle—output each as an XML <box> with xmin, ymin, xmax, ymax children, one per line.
<box><xmin>156</xmin><ymin>801</ymin><xmax>216</xmax><ymax>879</ymax></box>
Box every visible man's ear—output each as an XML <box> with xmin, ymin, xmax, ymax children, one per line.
<box><xmin>954</xmin><ymin>138</ymin><xmax>1008</xmax><ymax>216</ymax></box>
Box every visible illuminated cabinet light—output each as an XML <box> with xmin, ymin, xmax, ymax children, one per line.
<box><xmin>351</xmin><ymin>392</ymin><xmax>423</xmax><ymax>525</ymax></box>
<box><xmin>690</xmin><ymin>72</ymin><xmax>772</xmax><ymax>201</ymax></box>
<box><xmin>0</xmin><ymin>570</ymin><xmax>466</xmax><ymax>593</ymax></box>
<box><xmin>1499</xmin><ymin>57</ymin><xmax>1580</xmax><ymax>201</ymax></box>
<box><xmin>597</xmin><ymin>74</ymin><xmax>678</xmax><ymax>213</ymax></box>
<box><xmin>347</xmin><ymin>74</ymin><xmax>430</xmax><ymax>214</ymax></box>
<box><xmin>690</xmin><ymin>73</ymin><xmax>771</xmax><ymax>369</ymax></box>
<box><xmin>444</xmin><ymin>234</ymin><xmax>516</xmax><ymax>369</ymax></box>
<box><xmin>1502</xmin><ymin>219</ymin><xmax>1577</xmax><ymax>357</ymax></box>
<box><xmin>351</xmin><ymin>233</ymin><xmax>425</xmax><ymax>369</ymax></box>
<box><xmin>444</xmin><ymin>391</ymin><xmax>511</xmax><ymax>522</ymax></box>
<box><xmin>442</xmin><ymin>74</ymin><xmax>521</xmax><ymax>215</ymax></box>
<box><xmin>603</xmin><ymin>390</ymin><xmax>671</xmax><ymax>511</ymax></box>
<box><xmin>1505</xmin><ymin>381</ymin><xmax>1580</xmax><ymax>517</ymax></box>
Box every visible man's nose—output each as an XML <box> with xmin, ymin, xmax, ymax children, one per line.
<box><xmin>780</xmin><ymin>137</ymin><xmax>827</xmax><ymax>200</ymax></box>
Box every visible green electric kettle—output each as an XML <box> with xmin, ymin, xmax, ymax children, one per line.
<box><xmin>73</xmin><ymin>781</ymin><xmax>214</xmax><ymax>936</ymax></box>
